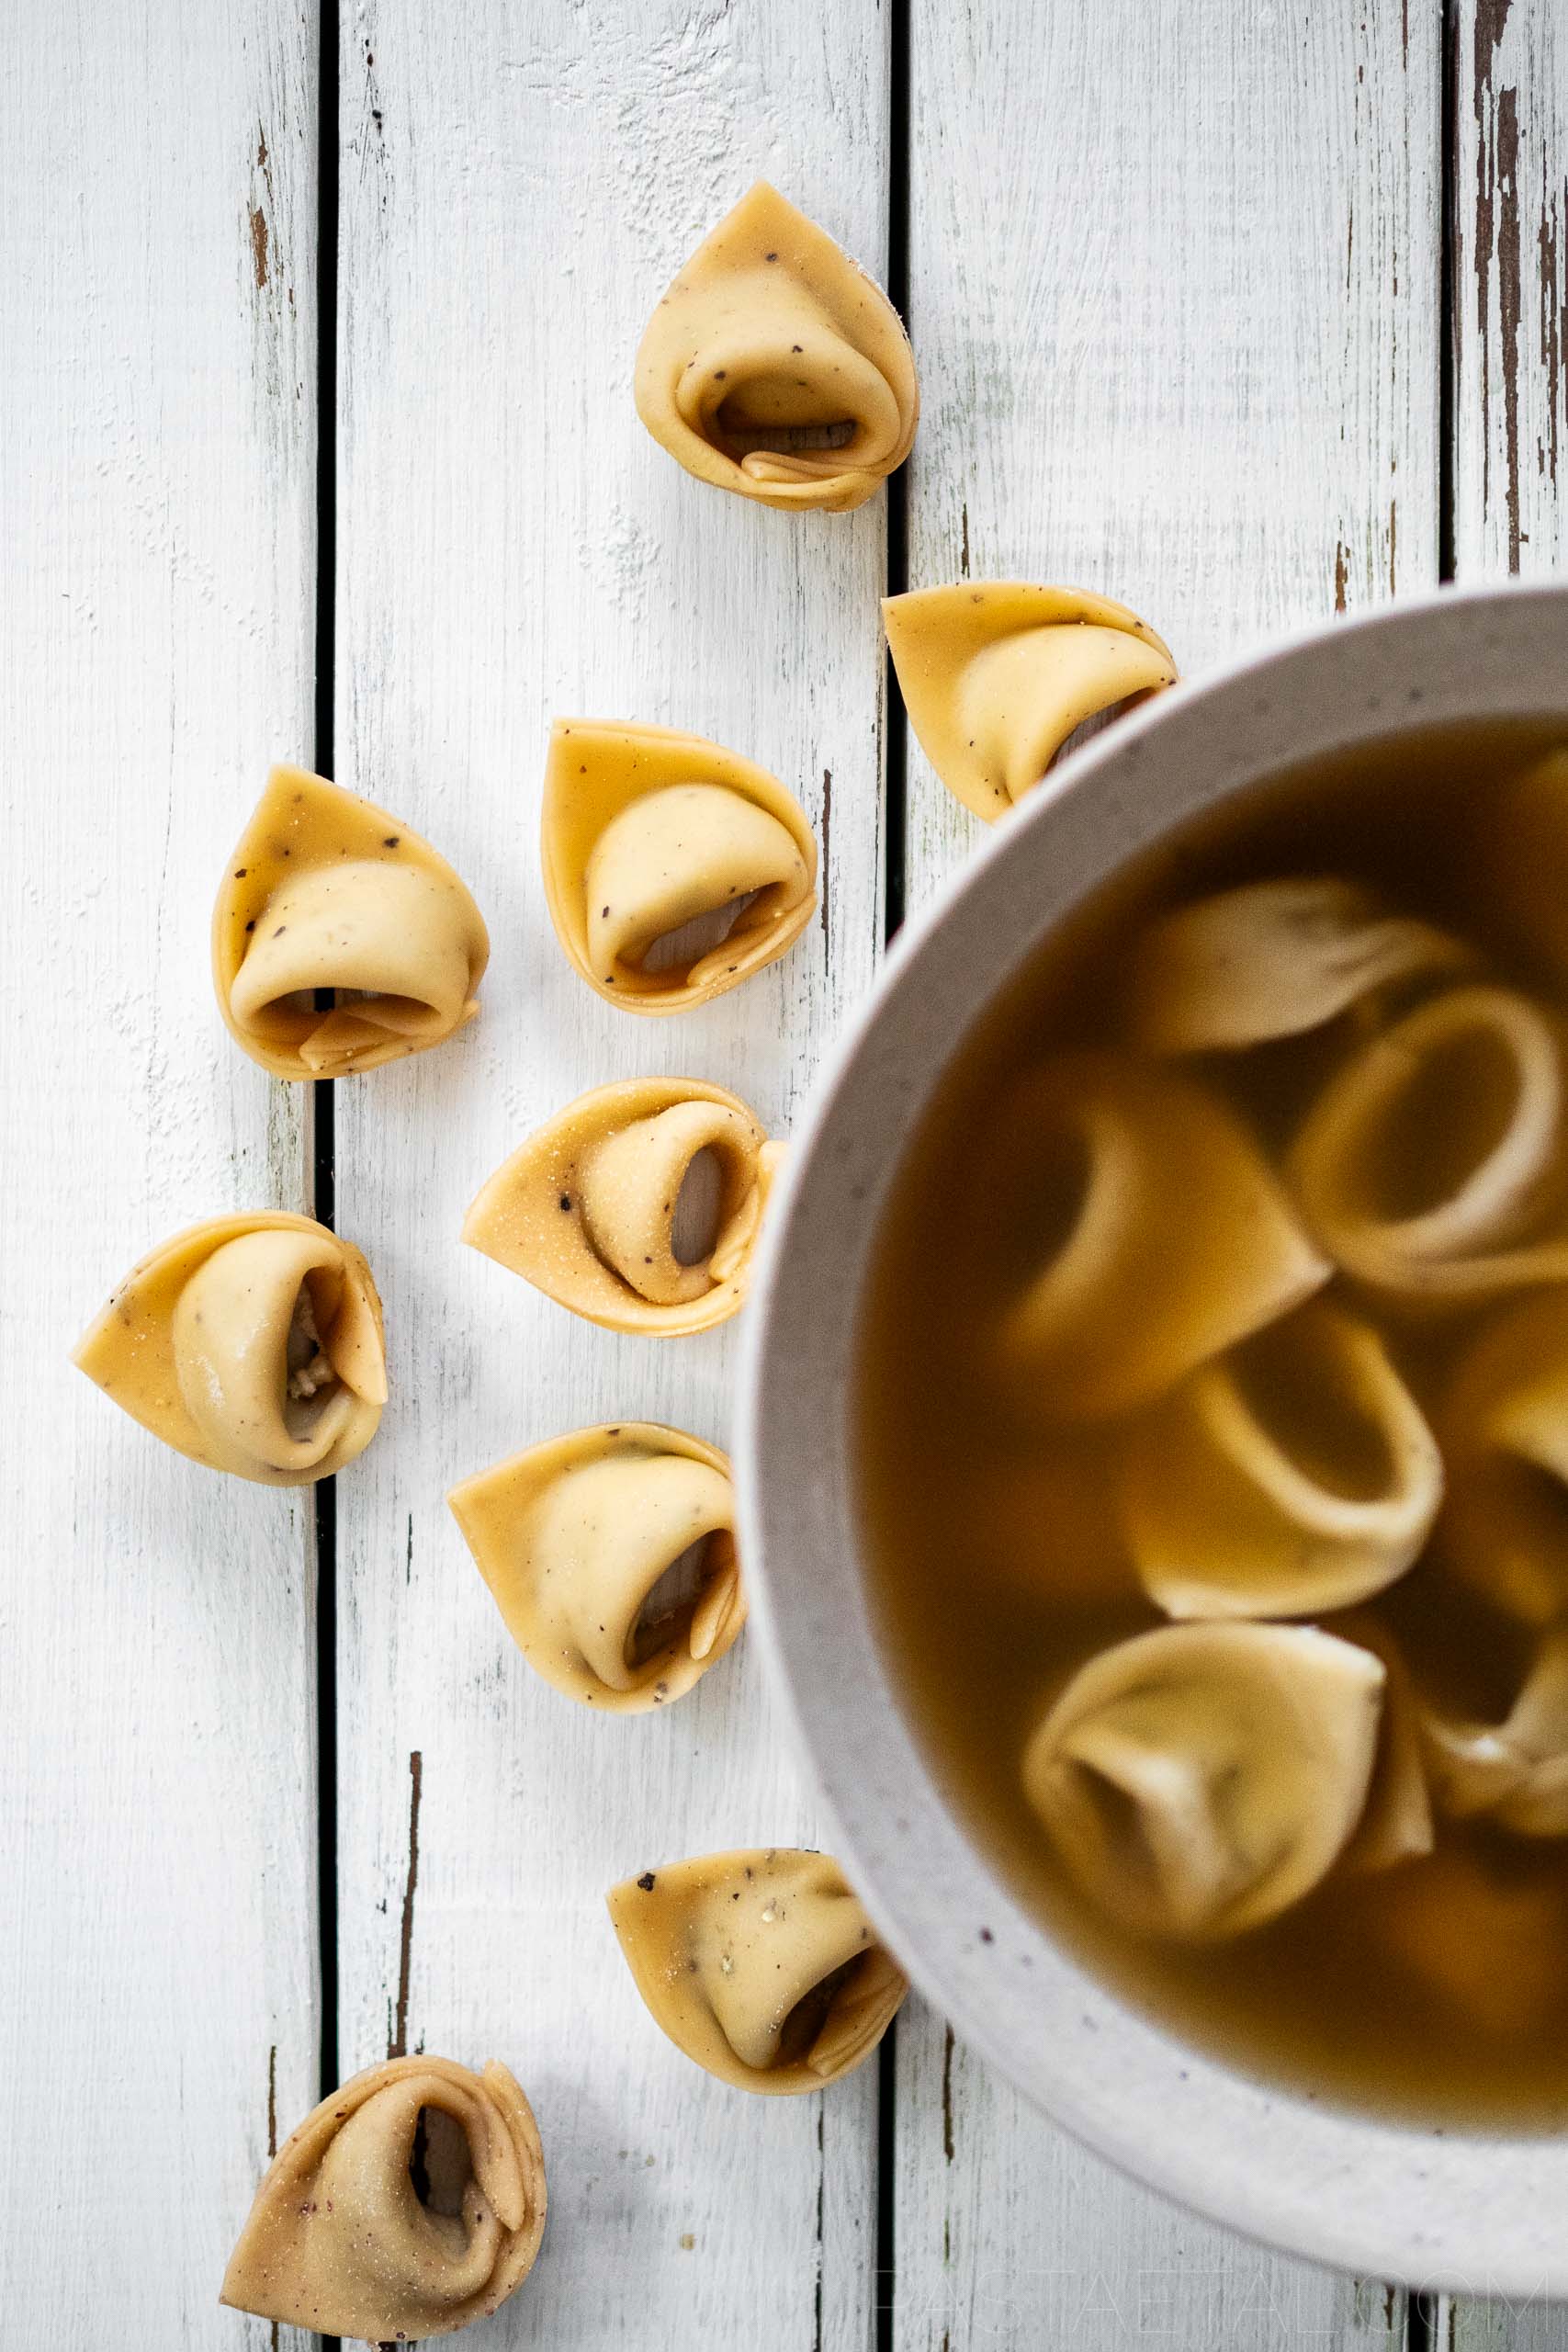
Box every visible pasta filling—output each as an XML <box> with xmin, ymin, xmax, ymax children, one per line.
<box><xmin>628</xmin><ymin>1535</ymin><xmax>721</xmax><ymax>1669</ymax></box>
<box><xmin>409</xmin><ymin>2105</ymin><xmax>473</xmax><ymax>2221</ymax></box>
<box><xmin>284</xmin><ymin>1276</ymin><xmax>343</xmax><ymax>1439</ymax></box>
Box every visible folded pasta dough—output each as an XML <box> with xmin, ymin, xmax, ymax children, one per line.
<box><xmin>1332</xmin><ymin>1616</ymin><xmax>1436</xmax><ymax>1875</ymax></box>
<box><xmin>635</xmin><ymin>182</ymin><xmax>917</xmax><ymax>513</ymax></box>
<box><xmin>1288</xmin><ymin>983</ymin><xmax>1568</xmax><ymax>1300</ymax></box>
<box><xmin>1123</xmin><ymin>876</ymin><xmax>1470</xmax><ymax>1053</ymax></box>
<box><xmin>1122</xmin><ymin>1300</ymin><xmax>1442</xmax><ymax>1619</ymax></box>
<box><xmin>992</xmin><ymin>1055</ymin><xmax>1329</xmax><ymax>1421</ymax></box>
<box><xmin>1438</xmin><ymin>1292</ymin><xmax>1568</xmax><ymax>1623</ymax></box>
<box><xmin>73</xmin><ymin>1212</ymin><xmax>385</xmax><ymax>1484</ymax></box>
<box><xmin>542</xmin><ymin>718</ymin><xmax>817</xmax><ymax>1012</ymax></box>
<box><xmin>214</xmin><ymin>764</ymin><xmax>489</xmax><ymax>1078</ymax></box>
<box><xmin>1022</xmin><ymin>1624</ymin><xmax>1385</xmax><ymax>1940</ymax></box>
<box><xmin>1420</xmin><ymin>1631</ymin><xmax>1568</xmax><ymax>1837</ymax></box>
<box><xmin>220</xmin><ymin>2054</ymin><xmax>546</xmax><ymax>2341</ymax></box>
<box><xmin>462</xmin><ymin>1077</ymin><xmax>781</xmax><ymax>1335</ymax></box>
<box><xmin>883</xmin><ymin>582</ymin><xmax>1177</xmax><ymax>822</ymax></box>
<box><xmin>606</xmin><ymin>1849</ymin><xmax>908</xmax><ymax>2094</ymax></box>
<box><xmin>449</xmin><ymin>1423</ymin><xmax>744</xmax><ymax>1711</ymax></box>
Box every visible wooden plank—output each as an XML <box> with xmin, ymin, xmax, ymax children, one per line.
<box><xmin>895</xmin><ymin>3</ymin><xmax>1438</xmax><ymax>2344</ymax></box>
<box><xmin>1449</xmin><ymin>6</ymin><xmax>1568</xmax><ymax>2348</ymax></box>
<box><xmin>0</xmin><ymin>4</ymin><xmax>319</xmax><ymax>2346</ymax></box>
<box><xmin>1453</xmin><ymin>0</ymin><xmax>1568</xmax><ymax>578</ymax></box>
<box><xmin>332</xmin><ymin>4</ymin><xmax>889</xmax><ymax>2345</ymax></box>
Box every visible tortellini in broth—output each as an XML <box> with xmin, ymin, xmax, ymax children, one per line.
<box><xmin>867</xmin><ymin>752</ymin><xmax>1568</xmax><ymax>2048</ymax></box>
<box><xmin>1022</xmin><ymin>1624</ymin><xmax>1386</xmax><ymax>1941</ymax></box>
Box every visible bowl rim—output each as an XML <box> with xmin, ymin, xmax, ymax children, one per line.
<box><xmin>737</xmin><ymin>576</ymin><xmax>1568</xmax><ymax>2296</ymax></box>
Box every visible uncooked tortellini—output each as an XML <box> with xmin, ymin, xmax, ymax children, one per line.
<box><xmin>1288</xmin><ymin>983</ymin><xmax>1568</xmax><ymax>1301</ymax></box>
<box><xmin>607</xmin><ymin>1849</ymin><xmax>907</xmax><ymax>2093</ymax></box>
<box><xmin>1122</xmin><ymin>1300</ymin><xmax>1443</xmax><ymax>1620</ymax></box>
<box><xmin>462</xmin><ymin>1078</ymin><xmax>781</xmax><ymax>1335</ymax></box>
<box><xmin>1420</xmin><ymin>1632</ymin><xmax>1568</xmax><ymax>1838</ymax></box>
<box><xmin>1122</xmin><ymin>876</ymin><xmax>1469</xmax><ymax>1054</ymax></box>
<box><xmin>1438</xmin><ymin>1291</ymin><xmax>1568</xmax><ymax>1623</ymax></box>
<box><xmin>542</xmin><ymin>718</ymin><xmax>816</xmax><ymax>1012</ymax></box>
<box><xmin>1022</xmin><ymin>1623</ymin><xmax>1385</xmax><ymax>1940</ymax></box>
<box><xmin>991</xmin><ymin>1055</ymin><xmax>1328</xmax><ymax>1421</ymax></box>
<box><xmin>213</xmin><ymin>764</ymin><xmax>489</xmax><ymax>1079</ymax></box>
<box><xmin>636</xmin><ymin>182</ymin><xmax>917</xmax><ymax>513</ymax></box>
<box><xmin>448</xmin><ymin>1422</ymin><xmax>744</xmax><ymax>1711</ymax></box>
<box><xmin>220</xmin><ymin>2055</ymin><xmax>546</xmax><ymax>2342</ymax></box>
<box><xmin>73</xmin><ymin>1212</ymin><xmax>385</xmax><ymax>1484</ymax></box>
<box><xmin>884</xmin><ymin>582</ymin><xmax>1176</xmax><ymax>822</ymax></box>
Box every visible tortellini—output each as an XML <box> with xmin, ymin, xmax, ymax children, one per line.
<box><xmin>883</xmin><ymin>582</ymin><xmax>1177</xmax><ymax>822</ymax></box>
<box><xmin>1288</xmin><ymin>983</ymin><xmax>1568</xmax><ymax>1301</ymax></box>
<box><xmin>1420</xmin><ymin>1632</ymin><xmax>1568</xmax><ymax>1838</ymax></box>
<box><xmin>1121</xmin><ymin>1301</ymin><xmax>1443</xmax><ymax>1620</ymax></box>
<box><xmin>1122</xmin><ymin>876</ymin><xmax>1469</xmax><ymax>1054</ymax></box>
<box><xmin>1438</xmin><ymin>1291</ymin><xmax>1568</xmax><ymax>1623</ymax></box>
<box><xmin>220</xmin><ymin>2055</ymin><xmax>546</xmax><ymax>2343</ymax></box>
<box><xmin>606</xmin><ymin>1849</ymin><xmax>908</xmax><ymax>2093</ymax></box>
<box><xmin>214</xmin><ymin>764</ymin><xmax>489</xmax><ymax>1078</ymax></box>
<box><xmin>462</xmin><ymin>1078</ymin><xmax>781</xmax><ymax>1336</ymax></box>
<box><xmin>448</xmin><ymin>1423</ymin><xmax>744</xmax><ymax>1712</ymax></box>
<box><xmin>635</xmin><ymin>181</ymin><xmax>917</xmax><ymax>513</ymax></box>
<box><xmin>541</xmin><ymin>718</ymin><xmax>817</xmax><ymax>1012</ymax></box>
<box><xmin>73</xmin><ymin>1212</ymin><xmax>385</xmax><ymax>1484</ymax></box>
<box><xmin>1021</xmin><ymin>1624</ymin><xmax>1385</xmax><ymax>1940</ymax></box>
<box><xmin>991</xmin><ymin>1055</ymin><xmax>1328</xmax><ymax>1421</ymax></box>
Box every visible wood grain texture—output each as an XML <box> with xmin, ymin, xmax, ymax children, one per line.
<box><xmin>1453</xmin><ymin>0</ymin><xmax>1568</xmax><ymax>577</ymax></box>
<box><xmin>1450</xmin><ymin>6</ymin><xmax>1568</xmax><ymax>2348</ymax></box>
<box><xmin>895</xmin><ymin>3</ymin><xmax>1438</xmax><ymax>2344</ymax></box>
<box><xmin>0</xmin><ymin>3</ymin><xmax>319</xmax><ymax>2345</ymax></box>
<box><xmin>331</xmin><ymin>1</ymin><xmax>888</xmax><ymax>2343</ymax></box>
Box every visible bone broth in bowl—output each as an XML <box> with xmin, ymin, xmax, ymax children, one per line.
<box><xmin>739</xmin><ymin>582</ymin><xmax>1568</xmax><ymax>2291</ymax></box>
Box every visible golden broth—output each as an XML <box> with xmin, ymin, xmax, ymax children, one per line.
<box><xmin>857</xmin><ymin>721</ymin><xmax>1568</xmax><ymax>2129</ymax></box>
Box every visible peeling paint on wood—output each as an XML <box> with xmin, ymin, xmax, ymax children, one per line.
<box><xmin>1</xmin><ymin>4</ymin><xmax>318</xmax><ymax>2346</ymax></box>
<box><xmin>330</xmin><ymin>4</ymin><xmax>886</xmax><ymax>2346</ymax></box>
<box><xmin>1456</xmin><ymin>0</ymin><xmax>1568</xmax><ymax>574</ymax></box>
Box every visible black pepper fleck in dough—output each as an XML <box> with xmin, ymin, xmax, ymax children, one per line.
<box><xmin>234</xmin><ymin>866</ymin><xmax>247</xmax><ymax>877</ymax></box>
<box><xmin>383</xmin><ymin>834</ymin><xmax>400</xmax><ymax>847</ymax></box>
<box><xmin>558</xmin><ymin>1195</ymin><xmax>571</xmax><ymax>1212</ymax></box>
<box><xmin>637</xmin><ymin>1871</ymin><xmax>657</xmax><ymax>1892</ymax></box>
<box><xmin>244</xmin><ymin>920</ymin><xmax>255</xmax><ymax>933</ymax></box>
<box><xmin>764</xmin><ymin>251</ymin><xmax>778</xmax><ymax>261</ymax></box>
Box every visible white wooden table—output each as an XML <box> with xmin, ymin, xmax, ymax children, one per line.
<box><xmin>6</xmin><ymin>4</ymin><xmax>1565</xmax><ymax>2346</ymax></box>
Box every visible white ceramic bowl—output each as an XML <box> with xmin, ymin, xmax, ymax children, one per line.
<box><xmin>739</xmin><ymin>580</ymin><xmax>1568</xmax><ymax>2295</ymax></box>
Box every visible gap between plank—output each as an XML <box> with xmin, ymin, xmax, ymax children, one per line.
<box><xmin>876</xmin><ymin>7</ymin><xmax>912</xmax><ymax>2351</ymax></box>
<box><xmin>312</xmin><ymin>34</ymin><xmax>342</xmax><ymax>2352</ymax></box>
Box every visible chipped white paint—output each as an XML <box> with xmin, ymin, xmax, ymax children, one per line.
<box><xmin>331</xmin><ymin>1</ymin><xmax>887</xmax><ymax>2344</ymax></box>
<box><xmin>896</xmin><ymin>3</ymin><xmax>1439</xmax><ymax>2346</ymax></box>
<box><xmin>0</xmin><ymin>3</ymin><xmax>319</xmax><ymax>2346</ymax></box>
<box><xmin>1454</xmin><ymin>0</ymin><xmax>1568</xmax><ymax>580</ymax></box>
